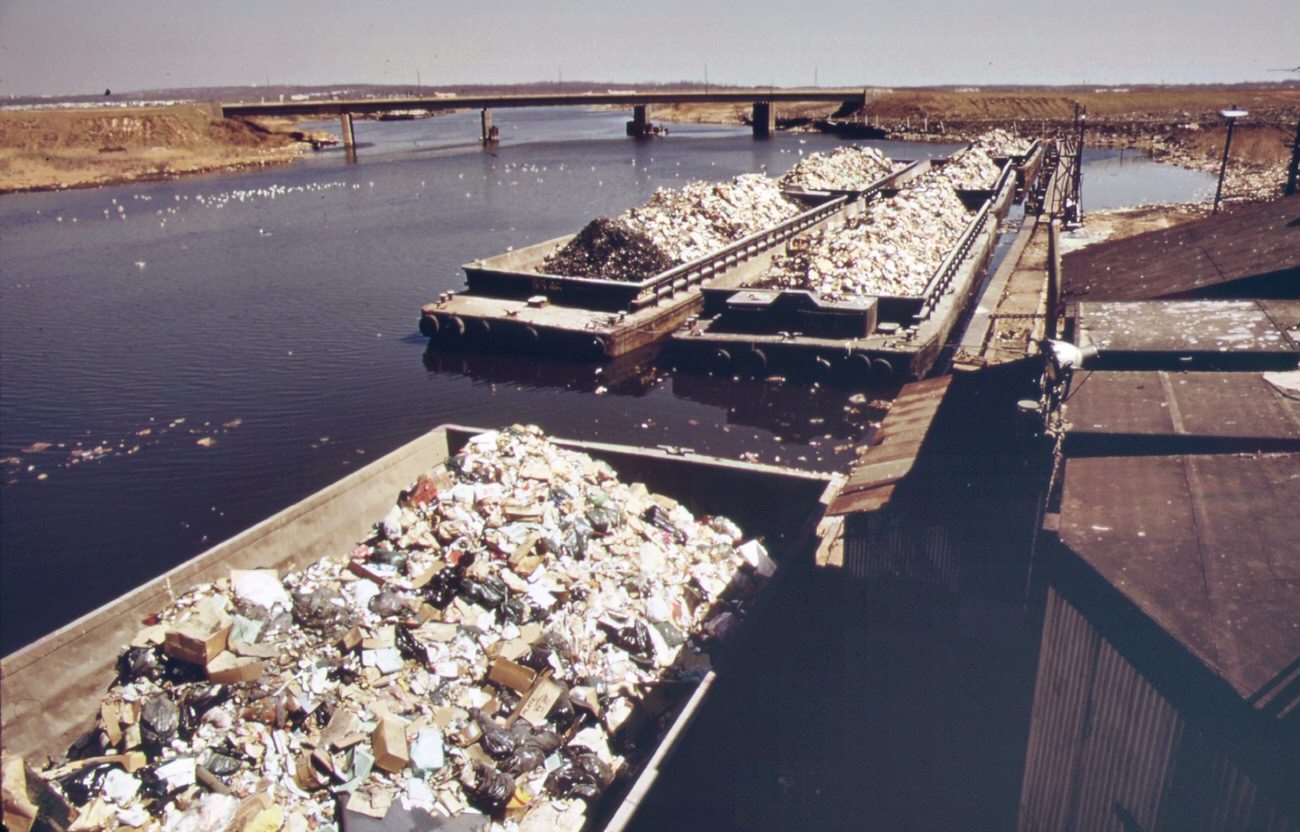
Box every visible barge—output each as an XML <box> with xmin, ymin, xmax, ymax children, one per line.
<box><xmin>668</xmin><ymin>160</ymin><xmax>1018</xmax><ymax>384</ymax></box>
<box><xmin>1</xmin><ymin>425</ymin><xmax>835</xmax><ymax>832</ymax></box>
<box><xmin>418</xmin><ymin>164</ymin><xmax>930</xmax><ymax>362</ymax></box>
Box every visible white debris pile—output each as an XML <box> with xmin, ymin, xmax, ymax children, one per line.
<box><xmin>972</xmin><ymin>128</ymin><xmax>1033</xmax><ymax>158</ymax></box>
<box><xmin>619</xmin><ymin>174</ymin><xmax>799</xmax><ymax>263</ymax></box>
<box><xmin>778</xmin><ymin>145</ymin><xmax>896</xmax><ymax>191</ymax></box>
<box><xmin>18</xmin><ymin>426</ymin><xmax>773</xmax><ymax>832</ymax></box>
<box><xmin>761</xmin><ymin>178</ymin><xmax>972</xmax><ymax>299</ymax></box>
<box><xmin>934</xmin><ymin>145</ymin><xmax>1003</xmax><ymax>190</ymax></box>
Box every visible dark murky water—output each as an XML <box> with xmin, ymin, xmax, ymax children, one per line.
<box><xmin>0</xmin><ymin>108</ymin><xmax>1213</xmax><ymax>658</ymax></box>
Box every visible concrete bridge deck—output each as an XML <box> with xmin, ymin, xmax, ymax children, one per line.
<box><xmin>221</xmin><ymin>88</ymin><xmax>869</xmax><ymax>145</ymax></box>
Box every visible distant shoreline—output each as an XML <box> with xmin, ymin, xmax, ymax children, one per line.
<box><xmin>2</xmin><ymin>84</ymin><xmax>1294</xmax><ymax>199</ymax></box>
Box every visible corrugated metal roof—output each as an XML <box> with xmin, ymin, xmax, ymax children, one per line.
<box><xmin>1057</xmin><ymin>452</ymin><xmax>1300</xmax><ymax>714</ymax></box>
<box><xmin>1063</xmin><ymin>370</ymin><xmax>1300</xmax><ymax>454</ymax></box>
<box><xmin>1062</xmin><ymin>196</ymin><xmax>1300</xmax><ymax>301</ymax></box>
<box><xmin>1075</xmin><ymin>300</ymin><xmax>1300</xmax><ymax>366</ymax></box>
<box><xmin>826</xmin><ymin>375</ymin><xmax>951</xmax><ymax>515</ymax></box>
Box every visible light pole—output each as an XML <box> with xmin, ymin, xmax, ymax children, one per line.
<box><xmin>1213</xmin><ymin>108</ymin><xmax>1248</xmax><ymax>214</ymax></box>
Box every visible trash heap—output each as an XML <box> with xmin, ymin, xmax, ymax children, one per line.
<box><xmin>932</xmin><ymin>145</ymin><xmax>1003</xmax><ymax>190</ymax></box>
<box><xmin>761</xmin><ymin>176</ymin><xmax>972</xmax><ymax>300</ymax></box>
<box><xmin>10</xmin><ymin>426</ymin><xmax>775</xmax><ymax>832</ymax></box>
<box><xmin>777</xmin><ymin>146</ymin><xmax>896</xmax><ymax>192</ymax></box>
<box><xmin>544</xmin><ymin>174</ymin><xmax>800</xmax><ymax>281</ymax></box>
<box><xmin>540</xmin><ymin>218</ymin><xmax>677</xmax><ymax>282</ymax></box>
<box><xmin>620</xmin><ymin>174</ymin><xmax>798</xmax><ymax>264</ymax></box>
<box><xmin>971</xmin><ymin>128</ymin><xmax>1033</xmax><ymax>158</ymax></box>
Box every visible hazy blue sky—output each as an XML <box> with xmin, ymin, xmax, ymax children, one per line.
<box><xmin>1</xmin><ymin>0</ymin><xmax>1296</xmax><ymax>96</ymax></box>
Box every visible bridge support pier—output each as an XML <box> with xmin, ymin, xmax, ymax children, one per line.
<box><xmin>626</xmin><ymin>104</ymin><xmax>652</xmax><ymax>137</ymax></box>
<box><xmin>339</xmin><ymin>112</ymin><xmax>356</xmax><ymax>148</ymax></box>
<box><xmin>481</xmin><ymin>109</ymin><xmax>497</xmax><ymax>145</ymax></box>
<box><xmin>752</xmin><ymin>101</ymin><xmax>775</xmax><ymax>138</ymax></box>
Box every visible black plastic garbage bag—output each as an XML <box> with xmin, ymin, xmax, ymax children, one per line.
<box><xmin>598</xmin><ymin>618</ymin><xmax>654</xmax><ymax>658</ymax></box>
<box><xmin>421</xmin><ymin>566</ymin><xmax>462</xmax><ymax>609</ymax></box>
<box><xmin>115</xmin><ymin>646</ymin><xmax>163</xmax><ymax>685</ymax></box>
<box><xmin>462</xmin><ymin>762</ymin><xmax>515</xmax><ymax>814</ymax></box>
<box><xmin>140</xmin><ymin>695</ymin><xmax>179</xmax><ymax>750</ymax></box>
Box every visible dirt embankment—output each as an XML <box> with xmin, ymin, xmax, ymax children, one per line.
<box><xmin>859</xmin><ymin>86</ymin><xmax>1300</xmax><ymax>202</ymax></box>
<box><xmin>0</xmin><ymin>105</ymin><xmax>333</xmax><ymax>193</ymax></box>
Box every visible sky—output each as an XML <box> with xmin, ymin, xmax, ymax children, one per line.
<box><xmin>0</xmin><ymin>0</ymin><xmax>1296</xmax><ymax>97</ymax></box>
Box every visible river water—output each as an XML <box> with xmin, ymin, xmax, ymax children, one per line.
<box><xmin>0</xmin><ymin>109</ymin><xmax>1213</xmax><ymax>654</ymax></box>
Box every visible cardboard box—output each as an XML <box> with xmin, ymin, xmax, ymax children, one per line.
<box><xmin>371</xmin><ymin>715</ymin><xmax>409</xmax><ymax>773</ymax></box>
<box><xmin>487</xmin><ymin>658</ymin><xmax>536</xmax><ymax>693</ymax></box>
<box><xmin>206</xmin><ymin>652</ymin><xmax>264</xmax><ymax>684</ymax></box>
<box><xmin>516</xmin><ymin>676</ymin><xmax>565</xmax><ymax>728</ymax></box>
<box><xmin>163</xmin><ymin>613</ymin><xmax>232</xmax><ymax>666</ymax></box>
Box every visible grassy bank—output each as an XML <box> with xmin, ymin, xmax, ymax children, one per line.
<box><xmin>0</xmin><ymin>104</ymin><xmax>329</xmax><ymax>193</ymax></box>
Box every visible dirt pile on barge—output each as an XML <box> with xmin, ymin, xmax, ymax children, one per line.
<box><xmin>6</xmin><ymin>426</ymin><xmax>775</xmax><ymax>832</ymax></box>
<box><xmin>541</xmin><ymin>218</ymin><xmax>676</xmax><ymax>281</ymax></box>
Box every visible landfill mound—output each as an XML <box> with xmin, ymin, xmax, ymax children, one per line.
<box><xmin>933</xmin><ymin>145</ymin><xmax>1003</xmax><ymax>190</ymax></box>
<box><xmin>763</xmin><ymin>177</ymin><xmax>972</xmax><ymax>299</ymax></box>
<box><xmin>541</xmin><ymin>218</ymin><xmax>677</xmax><ymax>281</ymax></box>
<box><xmin>619</xmin><ymin>174</ymin><xmax>799</xmax><ymax>263</ymax></box>
<box><xmin>778</xmin><ymin>145</ymin><xmax>896</xmax><ymax>191</ymax></box>
<box><xmin>8</xmin><ymin>426</ymin><xmax>776</xmax><ymax>832</ymax></box>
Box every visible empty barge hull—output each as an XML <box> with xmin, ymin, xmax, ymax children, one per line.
<box><xmin>0</xmin><ymin>426</ymin><xmax>834</xmax><ymax>832</ymax></box>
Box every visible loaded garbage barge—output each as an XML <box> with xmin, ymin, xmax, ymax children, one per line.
<box><xmin>1</xmin><ymin>425</ymin><xmax>836</xmax><ymax>832</ymax></box>
<box><xmin>419</xmin><ymin>163</ymin><xmax>927</xmax><ymax>362</ymax></box>
<box><xmin>669</xmin><ymin>151</ymin><xmax>1024</xmax><ymax>384</ymax></box>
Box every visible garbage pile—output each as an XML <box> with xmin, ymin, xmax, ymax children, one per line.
<box><xmin>972</xmin><ymin>128</ymin><xmax>1033</xmax><ymax>158</ymax></box>
<box><xmin>9</xmin><ymin>426</ymin><xmax>775</xmax><ymax>832</ymax></box>
<box><xmin>761</xmin><ymin>177</ymin><xmax>972</xmax><ymax>299</ymax></box>
<box><xmin>778</xmin><ymin>146</ymin><xmax>896</xmax><ymax>192</ymax></box>
<box><xmin>541</xmin><ymin>218</ymin><xmax>676</xmax><ymax>282</ymax></box>
<box><xmin>933</xmin><ymin>146</ymin><xmax>1003</xmax><ymax>190</ymax></box>
<box><xmin>620</xmin><ymin>174</ymin><xmax>798</xmax><ymax>264</ymax></box>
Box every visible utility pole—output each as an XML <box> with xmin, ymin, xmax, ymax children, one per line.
<box><xmin>1214</xmin><ymin>107</ymin><xmax>1248</xmax><ymax>214</ymax></box>
<box><xmin>1286</xmin><ymin>115</ymin><xmax>1300</xmax><ymax>197</ymax></box>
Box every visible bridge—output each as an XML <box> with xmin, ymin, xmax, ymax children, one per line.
<box><xmin>220</xmin><ymin>88</ymin><xmax>869</xmax><ymax>148</ymax></box>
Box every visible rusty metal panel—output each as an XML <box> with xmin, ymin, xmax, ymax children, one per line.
<box><xmin>1064</xmin><ymin>371</ymin><xmax>1300</xmax><ymax>452</ymax></box>
<box><xmin>1077</xmin><ymin>300</ymin><xmax>1300</xmax><ymax>358</ymax></box>
<box><xmin>1058</xmin><ymin>453</ymin><xmax>1300</xmax><ymax>708</ymax></box>
<box><xmin>1062</xmin><ymin>197</ymin><xmax>1300</xmax><ymax>301</ymax></box>
<box><xmin>841</xmin><ymin>512</ymin><xmax>960</xmax><ymax>590</ymax></box>
<box><xmin>1019</xmin><ymin>589</ymin><xmax>1297</xmax><ymax>832</ymax></box>
<box><xmin>828</xmin><ymin>375</ymin><xmax>951</xmax><ymax>516</ymax></box>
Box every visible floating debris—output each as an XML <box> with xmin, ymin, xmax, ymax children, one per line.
<box><xmin>18</xmin><ymin>426</ymin><xmax>772</xmax><ymax>832</ymax></box>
